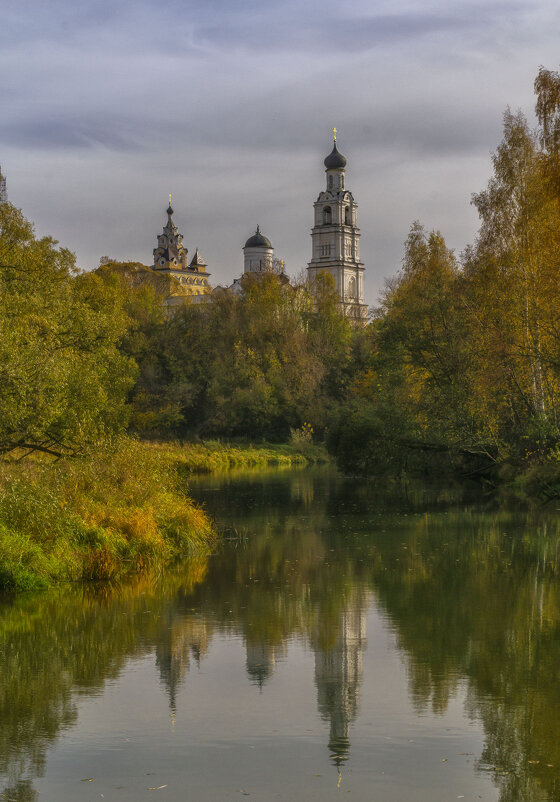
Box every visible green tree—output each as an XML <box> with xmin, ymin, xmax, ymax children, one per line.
<box><xmin>0</xmin><ymin>205</ymin><xmax>136</xmax><ymax>457</ymax></box>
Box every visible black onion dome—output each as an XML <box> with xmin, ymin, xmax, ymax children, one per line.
<box><xmin>324</xmin><ymin>142</ymin><xmax>347</xmax><ymax>170</ymax></box>
<box><xmin>244</xmin><ymin>225</ymin><xmax>272</xmax><ymax>249</ymax></box>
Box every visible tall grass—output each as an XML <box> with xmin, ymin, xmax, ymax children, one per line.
<box><xmin>147</xmin><ymin>439</ymin><xmax>330</xmax><ymax>474</ymax></box>
<box><xmin>0</xmin><ymin>437</ymin><xmax>215</xmax><ymax>592</ymax></box>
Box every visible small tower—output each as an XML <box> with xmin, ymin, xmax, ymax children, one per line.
<box><xmin>189</xmin><ymin>248</ymin><xmax>207</xmax><ymax>272</ymax></box>
<box><xmin>243</xmin><ymin>226</ymin><xmax>274</xmax><ymax>273</ymax></box>
<box><xmin>0</xmin><ymin>165</ymin><xmax>7</xmax><ymax>203</ymax></box>
<box><xmin>307</xmin><ymin>132</ymin><xmax>368</xmax><ymax>323</ymax></box>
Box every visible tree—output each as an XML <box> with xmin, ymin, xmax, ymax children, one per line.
<box><xmin>467</xmin><ymin>108</ymin><xmax>560</xmax><ymax>453</ymax></box>
<box><xmin>0</xmin><ymin>204</ymin><xmax>136</xmax><ymax>457</ymax></box>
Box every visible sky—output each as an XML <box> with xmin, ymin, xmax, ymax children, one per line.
<box><xmin>1</xmin><ymin>0</ymin><xmax>559</xmax><ymax>304</ymax></box>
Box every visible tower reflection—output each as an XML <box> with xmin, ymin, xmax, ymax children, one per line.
<box><xmin>311</xmin><ymin>588</ymin><xmax>368</xmax><ymax>765</ymax></box>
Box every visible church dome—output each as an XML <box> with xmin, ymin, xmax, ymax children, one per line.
<box><xmin>324</xmin><ymin>142</ymin><xmax>347</xmax><ymax>170</ymax></box>
<box><xmin>244</xmin><ymin>225</ymin><xmax>272</xmax><ymax>249</ymax></box>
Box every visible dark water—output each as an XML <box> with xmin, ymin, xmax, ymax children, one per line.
<box><xmin>2</xmin><ymin>468</ymin><xmax>560</xmax><ymax>801</ymax></box>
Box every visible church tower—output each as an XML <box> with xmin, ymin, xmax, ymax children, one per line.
<box><xmin>152</xmin><ymin>199</ymin><xmax>211</xmax><ymax>303</ymax></box>
<box><xmin>153</xmin><ymin>199</ymin><xmax>189</xmax><ymax>271</ymax></box>
<box><xmin>243</xmin><ymin>226</ymin><xmax>274</xmax><ymax>273</ymax></box>
<box><xmin>307</xmin><ymin>133</ymin><xmax>368</xmax><ymax>323</ymax></box>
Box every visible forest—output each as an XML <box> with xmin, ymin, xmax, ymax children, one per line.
<box><xmin>3</xmin><ymin>68</ymin><xmax>560</xmax><ymax>494</ymax></box>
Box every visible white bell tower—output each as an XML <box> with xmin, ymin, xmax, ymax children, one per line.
<box><xmin>307</xmin><ymin>132</ymin><xmax>368</xmax><ymax>323</ymax></box>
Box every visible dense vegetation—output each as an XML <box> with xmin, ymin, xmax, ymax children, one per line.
<box><xmin>0</xmin><ymin>439</ymin><xmax>216</xmax><ymax>591</ymax></box>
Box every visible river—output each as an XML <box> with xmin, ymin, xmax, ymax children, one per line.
<box><xmin>1</xmin><ymin>467</ymin><xmax>560</xmax><ymax>801</ymax></box>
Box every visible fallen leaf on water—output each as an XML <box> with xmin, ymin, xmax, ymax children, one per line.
<box><xmin>81</xmin><ymin>778</ymin><xmax>94</xmax><ymax>782</ymax></box>
<box><xmin>148</xmin><ymin>786</ymin><xmax>168</xmax><ymax>791</ymax></box>
<box><xmin>441</xmin><ymin>758</ymin><xmax>448</xmax><ymax>763</ymax></box>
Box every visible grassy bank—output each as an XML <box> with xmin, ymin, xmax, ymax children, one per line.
<box><xmin>0</xmin><ymin>438</ymin><xmax>216</xmax><ymax>592</ymax></box>
<box><xmin>147</xmin><ymin>439</ymin><xmax>330</xmax><ymax>474</ymax></box>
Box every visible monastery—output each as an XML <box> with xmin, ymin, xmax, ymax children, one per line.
<box><xmin>151</xmin><ymin>133</ymin><xmax>368</xmax><ymax>321</ymax></box>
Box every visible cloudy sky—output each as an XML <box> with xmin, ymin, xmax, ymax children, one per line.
<box><xmin>1</xmin><ymin>0</ymin><xmax>559</xmax><ymax>302</ymax></box>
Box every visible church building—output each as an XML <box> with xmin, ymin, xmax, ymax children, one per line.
<box><xmin>243</xmin><ymin>225</ymin><xmax>274</xmax><ymax>273</ymax></box>
<box><xmin>152</xmin><ymin>199</ymin><xmax>211</xmax><ymax>303</ymax></box>
<box><xmin>307</xmin><ymin>133</ymin><xmax>368</xmax><ymax>322</ymax></box>
<box><xmin>218</xmin><ymin>225</ymin><xmax>289</xmax><ymax>294</ymax></box>
<box><xmin>149</xmin><ymin>133</ymin><xmax>368</xmax><ymax>318</ymax></box>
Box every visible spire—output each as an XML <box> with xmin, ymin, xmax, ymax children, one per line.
<box><xmin>167</xmin><ymin>193</ymin><xmax>173</xmax><ymax>216</ymax></box>
<box><xmin>189</xmin><ymin>248</ymin><xmax>207</xmax><ymax>267</ymax></box>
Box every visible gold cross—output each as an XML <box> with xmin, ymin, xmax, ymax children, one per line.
<box><xmin>333</xmin><ymin>127</ymin><xmax>337</xmax><ymax>142</ymax></box>
<box><xmin>169</xmin><ymin>193</ymin><xmax>172</xmax><ymax>206</ymax></box>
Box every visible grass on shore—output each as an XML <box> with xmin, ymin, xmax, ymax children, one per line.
<box><xmin>147</xmin><ymin>439</ymin><xmax>330</xmax><ymax>475</ymax></box>
<box><xmin>0</xmin><ymin>437</ymin><xmax>216</xmax><ymax>593</ymax></box>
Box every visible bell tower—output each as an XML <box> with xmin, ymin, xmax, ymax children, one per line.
<box><xmin>307</xmin><ymin>132</ymin><xmax>368</xmax><ymax>323</ymax></box>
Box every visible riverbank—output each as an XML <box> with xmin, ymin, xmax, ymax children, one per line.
<box><xmin>147</xmin><ymin>439</ymin><xmax>330</xmax><ymax>474</ymax></box>
<box><xmin>0</xmin><ymin>438</ymin><xmax>216</xmax><ymax>592</ymax></box>
<box><xmin>0</xmin><ymin>438</ymin><xmax>329</xmax><ymax>592</ymax></box>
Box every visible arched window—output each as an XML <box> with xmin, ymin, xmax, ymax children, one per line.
<box><xmin>323</xmin><ymin>206</ymin><xmax>331</xmax><ymax>225</ymax></box>
<box><xmin>348</xmin><ymin>276</ymin><xmax>356</xmax><ymax>298</ymax></box>
<box><xmin>328</xmin><ymin>175</ymin><xmax>333</xmax><ymax>189</ymax></box>
<box><xmin>345</xmin><ymin>206</ymin><xmax>350</xmax><ymax>225</ymax></box>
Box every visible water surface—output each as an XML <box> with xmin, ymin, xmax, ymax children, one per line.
<box><xmin>2</xmin><ymin>468</ymin><xmax>560</xmax><ymax>801</ymax></box>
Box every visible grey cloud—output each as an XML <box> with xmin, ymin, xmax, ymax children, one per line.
<box><xmin>0</xmin><ymin>117</ymin><xmax>141</xmax><ymax>151</ymax></box>
<box><xmin>1</xmin><ymin>0</ymin><xmax>529</xmax><ymax>56</ymax></box>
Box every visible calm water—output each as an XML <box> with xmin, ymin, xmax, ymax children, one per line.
<box><xmin>2</xmin><ymin>468</ymin><xmax>560</xmax><ymax>802</ymax></box>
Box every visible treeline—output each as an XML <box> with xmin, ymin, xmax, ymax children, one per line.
<box><xmin>3</xmin><ymin>68</ymin><xmax>560</xmax><ymax>486</ymax></box>
<box><xmin>103</xmin><ymin>266</ymin><xmax>360</xmax><ymax>442</ymax></box>
<box><xmin>331</xmin><ymin>67</ymin><xmax>560</xmax><ymax>480</ymax></box>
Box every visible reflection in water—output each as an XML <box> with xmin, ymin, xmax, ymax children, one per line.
<box><xmin>312</xmin><ymin>588</ymin><xmax>368</xmax><ymax>765</ymax></box>
<box><xmin>156</xmin><ymin>613</ymin><xmax>212</xmax><ymax>711</ymax></box>
<box><xmin>1</xmin><ymin>469</ymin><xmax>560</xmax><ymax>800</ymax></box>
